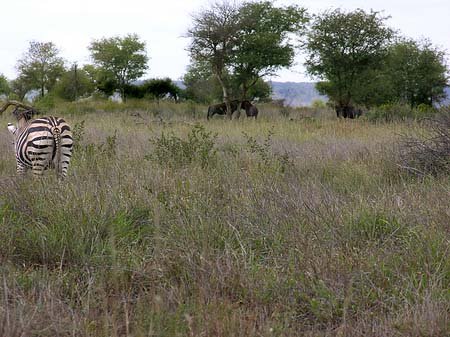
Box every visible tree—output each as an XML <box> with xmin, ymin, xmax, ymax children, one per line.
<box><xmin>9</xmin><ymin>76</ymin><xmax>30</xmax><ymax>101</ymax></box>
<box><xmin>52</xmin><ymin>63</ymin><xmax>95</xmax><ymax>101</ymax></box>
<box><xmin>187</xmin><ymin>1</ymin><xmax>308</xmax><ymax>116</ymax></box>
<box><xmin>182</xmin><ymin>62</ymin><xmax>227</xmax><ymax>103</ymax></box>
<box><xmin>16</xmin><ymin>41</ymin><xmax>65</xmax><ymax>98</ymax></box>
<box><xmin>233</xmin><ymin>1</ymin><xmax>308</xmax><ymax>100</ymax></box>
<box><xmin>0</xmin><ymin>74</ymin><xmax>10</xmax><ymax>96</ymax></box>
<box><xmin>384</xmin><ymin>39</ymin><xmax>448</xmax><ymax>107</ymax></box>
<box><xmin>88</xmin><ymin>33</ymin><xmax>149</xmax><ymax>100</ymax></box>
<box><xmin>187</xmin><ymin>1</ymin><xmax>240</xmax><ymax>117</ymax></box>
<box><xmin>305</xmin><ymin>9</ymin><xmax>393</xmax><ymax>117</ymax></box>
<box><xmin>141</xmin><ymin>78</ymin><xmax>180</xmax><ymax>101</ymax></box>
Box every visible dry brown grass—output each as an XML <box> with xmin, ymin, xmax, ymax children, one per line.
<box><xmin>0</xmin><ymin>103</ymin><xmax>448</xmax><ymax>336</ymax></box>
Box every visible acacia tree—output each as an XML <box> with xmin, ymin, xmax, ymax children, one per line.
<box><xmin>187</xmin><ymin>1</ymin><xmax>240</xmax><ymax>118</ymax></box>
<box><xmin>305</xmin><ymin>9</ymin><xmax>393</xmax><ymax>117</ymax></box>
<box><xmin>233</xmin><ymin>1</ymin><xmax>308</xmax><ymax>101</ymax></box>
<box><xmin>385</xmin><ymin>39</ymin><xmax>448</xmax><ymax>107</ymax></box>
<box><xmin>16</xmin><ymin>41</ymin><xmax>65</xmax><ymax>98</ymax></box>
<box><xmin>187</xmin><ymin>1</ymin><xmax>308</xmax><ymax>117</ymax></box>
<box><xmin>88</xmin><ymin>33</ymin><xmax>149</xmax><ymax>100</ymax></box>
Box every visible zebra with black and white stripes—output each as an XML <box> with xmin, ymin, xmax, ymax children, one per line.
<box><xmin>1</xmin><ymin>101</ymin><xmax>73</xmax><ymax>178</ymax></box>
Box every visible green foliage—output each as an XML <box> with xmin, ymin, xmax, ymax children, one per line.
<box><xmin>33</xmin><ymin>92</ymin><xmax>58</xmax><ymax>110</ymax></box>
<box><xmin>52</xmin><ymin>63</ymin><xmax>95</xmax><ymax>101</ymax></box>
<box><xmin>0</xmin><ymin>73</ymin><xmax>10</xmax><ymax>96</ymax></box>
<box><xmin>147</xmin><ymin>124</ymin><xmax>217</xmax><ymax>169</ymax></box>
<box><xmin>16</xmin><ymin>41</ymin><xmax>65</xmax><ymax>98</ymax></box>
<box><xmin>306</xmin><ymin>9</ymin><xmax>393</xmax><ymax>112</ymax></box>
<box><xmin>232</xmin><ymin>1</ymin><xmax>308</xmax><ymax>98</ymax></box>
<box><xmin>384</xmin><ymin>39</ymin><xmax>448</xmax><ymax>107</ymax></box>
<box><xmin>182</xmin><ymin>63</ymin><xmax>222</xmax><ymax>103</ymax></box>
<box><xmin>141</xmin><ymin>78</ymin><xmax>180</xmax><ymax>100</ymax></box>
<box><xmin>364</xmin><ymin>103</ymin><xmax>434</xmax><ymax>122</ymax></box>
<box><xmin>243</xmin><ymin>127</ymin><xmax>292</xmax><ymax>173</ymax></box>
<box><xmin>244</xmin><ymin>78</ymin><xmax>272</xmax><ymax>102</ymax></box>
<box><xmin>88</xmin><ymin>33</ymin><xmax>149</xmax><ymax>99</ymax></box>
<box><xmin>311</xmin><ymin>98</ymin><xmax>327</xmax><ymax>109</ymax></box>
<box><xmin>187</xmin><ymin>1</ymin><xmax>307</xmax><ymax>104</ymax></box>
<box><xmin>9</xmin><ymin>76</ymin><xmax>30</xmax><ymax>101</ymax></box>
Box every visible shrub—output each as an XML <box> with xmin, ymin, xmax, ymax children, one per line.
<box><xmin>398</xmin><ymin>112</ymin><xmax>450</xmax><ymax>176</ymax></box>
<box><xmin>365</xmin><ymin>103</ymin><xmax>435</xmax><ymax>122</ymax></box>
<box><xmin>147</xmin><ymin>124</ymin><xmax>217</xmax><ymax>169</ymax></box>
<box><xmin>243</xmin><ymin>127</ymin><xmax>292</xmax><ymax>173</ymax></box>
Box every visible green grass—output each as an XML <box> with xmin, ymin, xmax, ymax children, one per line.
<box><xmin>0</xmin><ymin>102</ymin><xmax>448</xmax><ymax>336</ymax></box>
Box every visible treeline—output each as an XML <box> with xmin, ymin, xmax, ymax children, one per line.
<box><xmin>0</xmin><ymin>1</ymin><xmax>448</xmax><ymax>117</ymax></box>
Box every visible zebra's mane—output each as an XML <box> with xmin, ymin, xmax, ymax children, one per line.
<box><xmin>12</xmin><ymin>107</ymin><xmax>36</xmax><ymax>121</ymax></box>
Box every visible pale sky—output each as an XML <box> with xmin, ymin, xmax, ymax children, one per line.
<box><xmin>1</xmin><ymin>0</ymin><xmax>448</xmax><ymax>82</ymax></box>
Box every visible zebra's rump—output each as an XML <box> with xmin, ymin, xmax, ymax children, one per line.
<box><xmin>16</xmin><ymin>116</ymin><xmax>73</xmax><ymax>169</ymax></box>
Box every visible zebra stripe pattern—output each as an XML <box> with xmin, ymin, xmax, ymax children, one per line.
<box><xmin>10</xmin><ymin>116</ymin><xmax>73</xmax><ymax>178</ymax></box>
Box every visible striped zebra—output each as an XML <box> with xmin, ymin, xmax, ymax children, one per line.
<box><xmin>1</xmin><ymin>101</ymin><xmax>73</xmax><ymax>178</ymax></box>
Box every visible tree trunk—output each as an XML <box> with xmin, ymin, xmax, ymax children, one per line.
<box><xmin>216</xmin><ymin>74</ymin><xmax>232</xmax><ymax>119</ymax></box>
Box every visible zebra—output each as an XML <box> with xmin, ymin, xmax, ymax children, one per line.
<box><xmin>1</xmin><ymin>101</ymin><xmax>73</xmax><ymax>178</ymax></box>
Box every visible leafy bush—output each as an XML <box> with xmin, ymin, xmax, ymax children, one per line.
<box><xmin>147</xmin><ymin>124</ymin><xmax>217</xmax><ymax>169</ymax></box>
<box><xmin>243</xmin><ymin>127</ymin><xmax>292</xmax><ymax>173</ymax></box>
<box><xmin>365</xmin><ymin>103</ymin><xmax>435</xmax><ymax>122</ymax></box>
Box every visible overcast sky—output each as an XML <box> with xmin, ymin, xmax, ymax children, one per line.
<box><xmin>1</xmin><ymin>0</ymin><xmax>448</xmax><ymax>82</ymax></box>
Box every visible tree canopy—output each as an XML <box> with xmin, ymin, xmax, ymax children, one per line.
<box><xmin>88</xmin><ymin>34</ymin><xmax>149</xmax><ymax>99</ymax></box>
<box><xmin>384</xmin><ymin>39</ymin><xmax>448</xmax><ymax>107</ymax></box>
<box><xmin>305</xmin><ymin>8</ymin><xmax>394</xmax><ymax>116</ymax></box>
<box><xmin>186</xmin><ymin>0</ymin><xmax>307</xmax><ymax>112</ymax></box>
<box><xmin>16</xmin><ymin>41</ymin><xmax>65</xmax><ymax>98</ymax></box>
<box><xmin>232</xmin><ymin>1</ymin><xmax>307</xmax><ymax>99</ymax></box>
<box><xmin>0</xmin><ymin>74</ymin><xmax>10</xmax><ymax>96</ymax></box>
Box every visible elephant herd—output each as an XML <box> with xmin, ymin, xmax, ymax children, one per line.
<box><xmin>207</xmin><ymin>100</ymin><xmax>258</xmax><ymax>120</ymax></box>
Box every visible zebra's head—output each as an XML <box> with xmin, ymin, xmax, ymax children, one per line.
<box><xmin>0</xmin><ymin>100</ymin><xmax>37</xmax><ymax>123</ymax></box>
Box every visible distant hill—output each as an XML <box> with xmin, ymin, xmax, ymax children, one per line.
<box><xmin>440</xmin><ymin>87</ymin><xmax>450</xmax><ymax>106</ymax></box>
<box><xmin>270</xmin><ymin>81</ymin><xmax>327</xmax><ymax>107</ymax></box>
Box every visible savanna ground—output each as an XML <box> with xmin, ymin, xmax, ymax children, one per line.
<box><xmin>0</xmin><ymin>100</ymin><xmax>449</xmax><ymax>336</ymax></box>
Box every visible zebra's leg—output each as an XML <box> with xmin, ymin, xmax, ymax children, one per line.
<box><xmin>16</xmin><ymin>161</ymin><xmax>26</xmax><ymax>176</ymax></box>
<box><xmin>31</xmin><ymin>162</ymin><xmax>45</xmax><ymax>177</ymax></box>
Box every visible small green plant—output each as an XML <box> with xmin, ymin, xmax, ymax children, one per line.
<box><xmin>147</xmin><ymin>124</ymin><xmax>217</xmax><ymax>169</ymax></box>
<box><xmin>243</xmin><ymin>127</ymin><xmax>292</xmax><ymax>173</ymax></box>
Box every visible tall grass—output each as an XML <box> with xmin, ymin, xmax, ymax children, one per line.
<box><xmin>0</xmin><ymin>102</ymin><xmax>448</xmax><ymax>336</ymax></box>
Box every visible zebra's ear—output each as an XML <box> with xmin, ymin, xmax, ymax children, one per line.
<box><xmin>7</xmin><ymin>123</ymin><xmax>17</xmax><ymax>135</ymax></box>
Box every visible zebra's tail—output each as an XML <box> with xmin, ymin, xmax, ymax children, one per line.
<box><xmin>51</xmin><ymin>125</ymin><xmax>63</xmax><ymax>178</ymax></box>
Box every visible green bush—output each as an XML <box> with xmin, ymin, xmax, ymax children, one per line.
<box><xmin>147</xmin><ymin>124</ymin><xmax>217</xmax><ymax>169</ymax></box>
<box><xmin>365</xmin><ymin>102</ymin><xmax>435</xmax><ymax>122</ymax></box>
